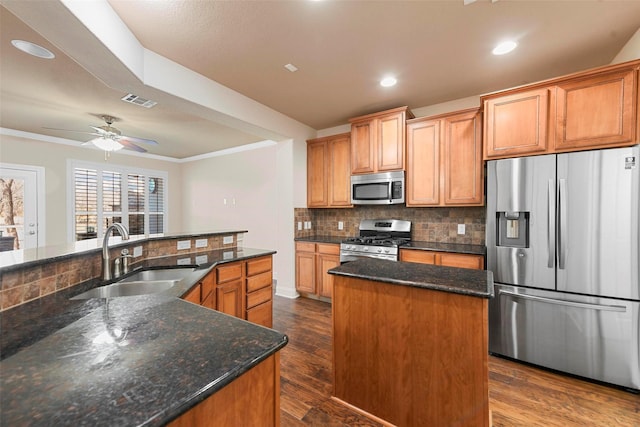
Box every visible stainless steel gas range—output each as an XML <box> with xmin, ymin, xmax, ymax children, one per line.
<box><xmin>339</xmin><ymin>219</ymin><xmax>411</xmax><ymax>263</ymax></box>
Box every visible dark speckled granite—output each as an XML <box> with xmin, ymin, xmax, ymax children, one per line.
<box><xmin>329</xmin><ymin>258</ymin><xmax>494</xmax><ymax>298</ymax></box>
<box><xmin>401</xmin><ymin>241</ymin><xmax>486</xmax><ymax>255</ymax></box>
<box><xmin>1</xmin><ymin>248</ymin><xmax>276</xmax><ymax>360</ymax></box>
<box><xmin>0</xmin><ymin>248</ymin><xmax>286</xmax><ymax>426</ymax></box>
<box><xmin>294</xmin><ymin>235</ymin><xmax>344</xmax><ymax>245</ymax></box>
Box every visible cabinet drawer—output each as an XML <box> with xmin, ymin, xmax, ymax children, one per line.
<box><xmin>317</xmin><ymin>243</ymin><xmax>339</xmax><ymax>255</ymax></box>
<box><xmin>437</xmin><ymin>253</ymin><xmax>484</xmax><ymax>270</ymax></box>
<box><xmin>296</xmin><ymin>242</ymin><xmax>316</xmax><ymax>252</ymax></box>
<box><xmin>217</xmin><ymin>262</ymin><xmax>243</xmax><ymax>283</ymax></box>
<box><xmin>247</xmin><ymin>256</ymin><xmax>272</xmax><ymax>276</ymax></box>
<box><xmin>247</xmin><ymin>285</ymin><xmax>272</xmax><ymax>309</ymax></box>
<box><xmin>399</xmin><ymin>249</ymin><xmax>436</xmax><ymax>264</ymax></box>
<box><xmin>246</xmin><ymin>300</ymin><xmax>273</xmax><ymax>328</ymax></box>
<box><xmin>247</xmin><ymin>270</ymin><xmax>272</xmax><ymax>292</ymax></box>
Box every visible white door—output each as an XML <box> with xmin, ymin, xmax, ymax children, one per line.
<box><xmin>0</xmin><ymin>165</ymin><xmax>43</xmax><ymax>250</ymax></box>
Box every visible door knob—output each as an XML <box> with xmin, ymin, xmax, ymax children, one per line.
<box><xmin>29</xmin><ymin>231</ymin><xmax>36</xmax><ymax>235</ymax></box>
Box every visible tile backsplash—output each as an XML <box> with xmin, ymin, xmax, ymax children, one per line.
<box><xmin>295</xmin><ymin>206</ymin><xmax>486</xmax><ymax>245</ymax></box>
<box><xmin>0</xmin><ymin>232</ymin><xmax>241</xmax><ymax>312</ymax></box>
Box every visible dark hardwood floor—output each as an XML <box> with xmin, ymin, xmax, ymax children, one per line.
<box><xmin>273</xmin><ymin>296</ymin><xmax>640</xmax><ymax>427</ymax></box>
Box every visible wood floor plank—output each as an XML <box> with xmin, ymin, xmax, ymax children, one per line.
<box><xmin>274</xmin><ymin>296</ymin><xmax>640</xmax><ymax>426</ymax></box>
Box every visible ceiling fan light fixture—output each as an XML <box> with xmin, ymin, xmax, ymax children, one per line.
<box><xmin>91</xmin><ymin>137</ymin><xmax>124</xmax><ymax>152</ymax></box>
<box><xmin>11</xmin><ymin>40</ymin><xmax>55</xmax><ymax>59</ymax></box>
<box><xmin>492</xmin><ymin>40</ymin><xmax>518</xmax><ymax>55</ymax></box>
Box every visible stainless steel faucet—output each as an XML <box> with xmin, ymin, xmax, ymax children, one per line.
<box><xmin>101</xmin><ymin>223</ymin><xmax>130</xmax><ymax>280</ymax></box>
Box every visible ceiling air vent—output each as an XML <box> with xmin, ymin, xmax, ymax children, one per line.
<box><xmin>121</xmin><ymin>93</ymin><xmax>157</xmax><ymax>108</ymax></box>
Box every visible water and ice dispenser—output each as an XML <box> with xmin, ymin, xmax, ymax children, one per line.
<box><xmin>496</xmin><ymin>211</ymin><xmax>529</xmax><ymax>248</ymax></box>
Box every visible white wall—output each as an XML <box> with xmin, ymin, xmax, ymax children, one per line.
<box><xmin>612</xmin><ymin>27</ymin><xmax>640</xmax><ymax>64</ymax></box>
<box><xmin>180</xmin><ymin>143</ymin><xmax>278</xmax><ymax>250</ymax></box>
<box><xmin>0</xmin><ymin>133</ymin><xmax>182</xmax><ymax>246</ymax></box>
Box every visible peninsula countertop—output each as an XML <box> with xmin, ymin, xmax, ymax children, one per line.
<box><xmin>0</xmin><ymin>247</ymin><xmax>286</xmax><ymax>426</ymax></box>
<box><xmin>328</xmin><ymin>258</ymin><xmax>494</xmax><ymax>298</ymax></box>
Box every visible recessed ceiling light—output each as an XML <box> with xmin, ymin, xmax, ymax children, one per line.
<box><xmin>380</xmin><ymin>76</ymin><xmax>397</xmax><ymax>87</ymax></box>
<box><xmin>284</xmin><ymin>63</ymin><xmax>298</xmax><ymax>72</ymax></box>
<box><xmin>492</xmin><ymin>40</ymin><xmax>517</xmax><ymax>55</ymax></box>
<box><xmin>11</xmin><ymin>40</ymin><xmax>55</xmax><ymax>59</ymax></box>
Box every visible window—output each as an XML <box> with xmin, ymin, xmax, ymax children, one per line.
<box><xmin>69</xmin><ymin>161</ymin><xmax>168</xmax><ymax>242</ymax></box>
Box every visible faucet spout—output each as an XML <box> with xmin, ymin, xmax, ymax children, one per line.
<box><xmin>102</xmin><ymin>223</ymin><xmax>130</xmax><ymax>280</ymax></box>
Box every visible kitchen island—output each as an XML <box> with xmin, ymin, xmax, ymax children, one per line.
<box><xmin>328</xmin><ymin>259</ymin><xmax>494</xmax><ymax>427</ymax></box>
<box><xmin>0</xmin><ymin>245</ymin><xmax>286</xmax><ymax>427</ymax></box>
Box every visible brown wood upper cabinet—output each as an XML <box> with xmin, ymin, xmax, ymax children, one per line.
<box><xmin>483</xmin><ymin>60</ymin><xmax>639</xmax><ymax>159</ymax></box>
<box><xmin>406</xmin><ymin>108</ymin><xmax>483</xmax><ymax>206</ymax></box>
<box><xmin>349</xmin><ymin>106</ymin><xmax>414</xmax><ymax>174</ymax></box>
<box><xmin>307</xmin><ymin>133</ymin><xmax>352</xmax><ymax>208</ymax></box>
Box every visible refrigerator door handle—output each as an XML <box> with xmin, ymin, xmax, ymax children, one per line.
<box><xmin>547</xmin><ymin>179</ymin><xmax>555</xmax><ymax>268</ymax></box>
<box><xmin>498</xmin><ymin>290</ymin><xmax>627</xmax><ymax>312</ymax></box>
<box><xmin>558</xmin><ymin>178</ymin><xmax>567</xmax><ymax>269</ymax></box>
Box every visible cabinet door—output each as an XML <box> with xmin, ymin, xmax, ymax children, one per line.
<box><xmin>217</xmin><ymin>280</ymin><xmax>244</xmax><ymax>318</ymax></box>
<box><xmin>399</xmin><ymin>249</ymin><xmax>436</xmax><ymax>264</ymax></box>
<box><xmin>199</xmin><ymin>273</ymin><xmax>216</xmax><ymax>309</ymax></box>
<box><xmin>406</xmin><ymin>119</ymin><xmax>441</xmax><ymax>206</ymax></box>
<box><xmin>295</xmin><ymin>250</ymin><xmax>316</xmax><ymax>293</ymax></box>
<box><xmin>317</xmin><ymin>253</ymin><xmax>340</xmax><ymax>299</ymax></box>
<box><xmin>307</xmin><ymin>140</ymin><xmax>328</xmax><ymax>207</ymax></box>
<box><xmin>442</xmin><ymin>110</ymin><xmax>484</xmax><ymax>205</ymax></box>
<box><xmin>351</xmin><ymin>120</ymin><xmax>376</xmax><ymax>174</ymax></box>
<box><xmin>378</xmin><ymin>112</ymin><xmax>405</xmax><ymax>171</ymax></box>
<box><xmin>183</xmin><ymin>283</ymin><xmax>202</xmax><ymax>304</ymax></box>
<box><xmin>556</xmin><ymin>69</ymin><xmax>637</xmax><ymax>151</ymax></box>
<box><xmin>484</xmin><ymin>88</ymin><xmax>551</xmax><ymax>159</ymax></box>
<box><xmin>437</xmin><ymin>253</ymin><xmax>484</xmax><ymax>270</ymax></box>
<box><xmin>328</xmin><ymin>135</ymin><xmax>352</xmax><ymax>207</ymax></box>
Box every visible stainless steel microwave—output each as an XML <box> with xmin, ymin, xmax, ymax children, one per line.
<box><xmin>351</xmin><ymin>171</ymin><xmax>405</xmax><ymax>205</ymax></box>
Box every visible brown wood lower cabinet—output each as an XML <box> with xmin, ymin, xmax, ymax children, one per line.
<box><xmin>400</xmin><ymin>248</ymin><xmax>484</xmax><ymax>269</ymax></box>
<box><xmin>295</xmin><ymin>242</ymin><xmax>340</xmax><ymax>300</ymax></box>
<box><xmin>181</xmin><ymin>255</ymin><xmax>274</xmax><ymax>328</ymax></box>
<box><xmin>168</xmin><ymin>353</ymin><xmax>281</xmax><ymax>427</ymax></box>
<box><xmin>332</xmin><ymin>276</ymin><xmax>489</xmax><ymax>427</ymax></box>
<box><xmin>245</xmin><ymin>256</ymin><xmax>274</xmax><ymax>328</ymax></box>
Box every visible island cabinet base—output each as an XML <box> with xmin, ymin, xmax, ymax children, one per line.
<box><xmin>332</xmin><ymin>277</ymin><xmax>489</xmax><ymax>427</ymax></box>
<box><xmin>168</xmin><ymin>353</ymin><xmax>281</xmax><ymax>427</ymax></box>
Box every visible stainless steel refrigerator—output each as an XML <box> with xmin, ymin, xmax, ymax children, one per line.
<box><xmin>486</xmin><ymin>145</ymin><xmax>640</xmax><ymax>391</ymax></box>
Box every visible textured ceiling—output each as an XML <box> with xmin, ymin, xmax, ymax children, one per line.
<box><xmin>1</xmin><ymin>1</ymin><xmax>640</xmax><ymax>159</ymax></box>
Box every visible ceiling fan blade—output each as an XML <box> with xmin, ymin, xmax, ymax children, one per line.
<box><xmin>120</xmin><ymin>135</ymin><xmax>158</xmax><ymax>145</ymax></box>
<box><xmin>118</xmin><ymin>139</ymin><xmax>147</xmax><ymax>153</ymax></box>
<box><xmin>90</xmin><ymin>126</ymin><xmax>109</xmax><ymax>134</ymax></box>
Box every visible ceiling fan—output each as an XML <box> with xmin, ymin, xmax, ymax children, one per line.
<box><xmin>44</xmin><ymin>115</ymin><xmax>158</xmax><ymax>153</ymax></box>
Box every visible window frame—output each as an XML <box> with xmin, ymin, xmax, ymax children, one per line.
<box><xmin>67</xmin><ymin>160</ymin><xmax>169</xmax><ymax>243</ymax></box>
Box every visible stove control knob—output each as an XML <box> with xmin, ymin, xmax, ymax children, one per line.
<box><xmin>377</xmin><ymin>248</ymin><xmax>382</xmax><ymax>253</ymax></box>
<box><xmin>384</xmin><ymin>248</ymin><xmax>390</xmax><ymax>254</ymax></box>
<box><xmin>363</xmin><ymin>247</ymin><xmax>369</xmax><ymax>252</ymax></box>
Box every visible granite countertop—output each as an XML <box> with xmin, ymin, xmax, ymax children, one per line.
<box><xmin>294</xmin><ymin>235</ymin><xmax>344</xmax><ymax>245</ymax></box>
<box><xmin>0</xmin><ymin>247</ymin><xmax>286</xmax><ymax>426</ymax></box>
<box><xmin>401</xmin><ymin>241</ymin><xmax>486</xmax><ymax>255</ymax></box>
<box><xmin>328</xmin><ymin>258</ymin><xmax>494</xmax><ymax>298</ymax></box>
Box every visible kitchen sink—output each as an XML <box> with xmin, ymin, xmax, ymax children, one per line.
<box><xmin>71</xmin><ymin>280</ymin><xmax>177</xmax><ymax>299</ymax></box>
<box><xmin>71</xmin><ymin>267</ymin><xmax>196</xmax><ymax>300</ymax></box>
<box><xmin>117</xmin><ymin>268</ymin><xmax>196</xmax><ymax>283</ymax></box>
